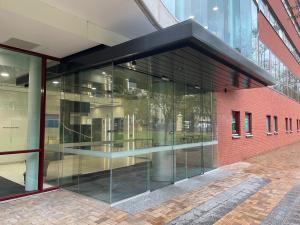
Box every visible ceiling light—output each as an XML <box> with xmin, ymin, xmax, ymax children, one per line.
<box><xmin>161</xmin><ymin>76</ymin><xmax>170</xmax><ymax>82</ymax></box>
<box><xmin>212</xmin><ymin>6</ymin><xmax>219</xmax><ymax>11</ymax></box>
<box><xmin>52</xmin><ymin>81</ymin><xmax>59</xmax><ymax>84</ymax></box>
<box><xmin>1</xmin><ymin>72</ymin><xmax>9</xmax><ymax>77</ymax></box>
<box><xmin>195</xmin><ymin>85</ymin><xmax>200</xmax><ymax>89</ymax></box>
<box><xmin>188</xmin><ymin>15</ymin><xmax>195</xmax><ymax>19</ymax></box>
<box><xmin>102</xmin><ymin>71</ymin><xmax>106</xmax><ymax>75</ymax></box>
<box><xmin>91</xmin><ymin>87</ymin><xmax>96</xmax><ymax>90</ymax></box>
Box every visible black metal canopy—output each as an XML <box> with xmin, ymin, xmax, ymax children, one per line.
<box><xmin>48</xmin><ymin>20</ymin><xmax>275</xmax><ymax>91</ymax></box>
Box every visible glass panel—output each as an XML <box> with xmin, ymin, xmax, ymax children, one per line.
<box><xmin>174</xmin><ymin>80</ymin><xmax>187</xmax><ymax>181</ymax></box>
<box><xmin>203</xmin><ymin>144</ymin><xmax>218</xmax><ymax>172</ymax></box>
<box><xmin>0</xmin><ymin>153</ymin><xmax>39</xmax><ymax>198</ymax></box>
<box><xmin>175</xmin><ymin>149</ymin><xmax>187</xmax><ymax>181</ymax></box>
<box><xmin>44</xmin><ymin>60</ymin><xmax>61</xmax><ymax>188</ymax></box>
<box><xmin>59</xmin><ymin>153</ymin><xmax>111</xmax><ymax>203</ymax></box>
<box><xmin>112</xmin><ymin>65</ymin><xmax>151</xmax><ymax>151</ymax></box>
<box><xmin>149</xmin><ymin>149</ymin><xmax>174</xmax><ymax>190</ymax></box>
<box><xmin>111</xmin><ymin>154</ymin><xmax>149</xmax><ymax>203</ymax></box>
<box><xmin>187</xmin><ymin>147</ymin><xmax>203</xmax><ymax>177</ymax></box>
<box><xmin>202</xmin><ymin>92</ymin><xmax>216</xmax><ymax>172</ymax></box>
<box><xmin>149</xmin><ymin>76</ymin><xmax>174</xmax><ymax>190</ymax></box>
<box><xmin>186</xmin><ymin>87</ymin><xmax>203</xmax><ymax>177</ymax></box>
<box><xmin>0</xmin><ymin>47</ymin><xmax>42</xmax><ymax>152</ymax></box>
<box><xmin>48</xmin><ymin>65</ymin><xmax>114</xmax><ymax>202</ymax></box>
<box><xmin>77</xmin><ymin>155</ymin><xmax>110</xmax><ymax>203</ymax></box>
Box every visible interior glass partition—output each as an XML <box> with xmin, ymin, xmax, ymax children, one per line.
<box><xmin>44</xmin><ymin>49</ymin><xmax>218</xmax><ymax>203</ymax></box>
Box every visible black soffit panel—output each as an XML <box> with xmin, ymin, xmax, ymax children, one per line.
<box><xmin>59</xmin><ymin>20</ymin><xmax>275</xmax><ymax>91</ymax></box>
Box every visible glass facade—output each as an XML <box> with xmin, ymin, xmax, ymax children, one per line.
<box><xmin>44</xmin><ymin>55</ymin><xmax>217</xmax><ymax>203</ymax></box>
<box><xmin>162</xmin><ymin>0</ymin><xmax>259</xmax><ymax>62</ymax></box>
<box><xmin>259</xmin><ymin>41</ymin><xmax>300</xmax><ymax>102</ymax></box>
<box><xmin>0</xmin><ymin>46</ymin><xmax>43</xmax><ymax>198</ymax></box>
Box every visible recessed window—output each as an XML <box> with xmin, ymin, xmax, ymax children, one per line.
<box><xmin>266</xmin><ymin>115</ymin><xmax>272</xmax><ymax>134</ymax></box>
<box><xmin>285</xmin><ymin>118</ymin><xmax>289</xmax><ymax>132</ymax></box>
<box><xmin>245</xmin><ymin>112</ymin><xmax>252</xmax><ymax>135</ymax></box>
<box><xmin>232</xmin><ymin>111</ymin><xmax>240</xmax><ymax>136</ymax></box>
<box><xmin>290</xmin><ymin>118</ymin><xmax>293</xmax><ymax>132</ymax></box>
<box><xmin>274</xmin><ymin>116</ymin><xmax>278</xmax><ymax>133</ymax></box>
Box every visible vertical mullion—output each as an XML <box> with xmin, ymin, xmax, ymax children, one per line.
<box><xmin>38</xmin><ymin>57</ymin><xmax>47</xmax><ymax>191</ymax></box>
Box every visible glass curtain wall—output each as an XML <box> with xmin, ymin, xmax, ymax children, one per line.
<box><xmin>258</xmin><ymin>41</ymin><xmax>300</xmax><ymax>102</ymax></box>
<box><xmin>162</xmin><ymin>0</ymin><xmax>259</xmax><ymax>63</ymax></box>
<box><xmin>0</xmin><ymin>47</ymin><xmax>42</xmax><ymax>199</ymax></box>
<box><xmin>44</xmin><ymin>57</ymin><xmax>217</xmax><ymax>203</ymax></box>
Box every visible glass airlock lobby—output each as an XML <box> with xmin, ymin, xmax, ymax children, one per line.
<box><xmin>44</xmin><ymin>58</ymin><xmax>218</xmax><ymax>203</ymax></box>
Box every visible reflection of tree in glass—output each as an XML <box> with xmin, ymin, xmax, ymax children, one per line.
<box><xmin>150</xmin><ymin>81</ymin><xmax>173</xmax><ymax>146</ymax></box>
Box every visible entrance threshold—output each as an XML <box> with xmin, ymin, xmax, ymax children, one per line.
<box><xmin>112</xmin><ymin>167</ymin><xmax>233</xmax><ymax>214</ymax></box>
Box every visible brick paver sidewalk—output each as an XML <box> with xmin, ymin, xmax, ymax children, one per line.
<box><xmin>1</xmin><ymin>141</ymin><xmax>300</xmax><ymax>225</ymax></box>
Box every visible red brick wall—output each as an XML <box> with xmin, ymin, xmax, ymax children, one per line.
<box><xmin>217</xmin><ymin>87</ymin><xmax>300</xmax><ymax>166</ymax></box>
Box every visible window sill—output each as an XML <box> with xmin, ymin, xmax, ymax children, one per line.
<box><xmin>266</xmin><ymin>132</ymin><xmax>273</xmax><ymax>136</ymax></box>
<box><xmin>286</xmin><ymin>131</ymin><xmax>289</xmax><ymax>134</ymax></box>
<box><xmin>290</xmin><ymin>131</ymin><xmax>294</xmax><ymax>133</ymax></box>
<box><xmin>246</xmin><ymin>134</ymin><xmax>253</xmax><ymax>138</ymax></box>
<box><xmin>274</xmin><ymin>131</ymin><xmax>279</xmax><ymax>135</ymax></box>
<box><xmin>232</xmin><ymin>135</ymin><xmax>241</xmax><ymax>139</ymax></box>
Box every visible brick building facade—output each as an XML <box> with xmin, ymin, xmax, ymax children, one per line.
<box><xmin>217</xmin><ymin>0</ymin><xmax>300</xmax><ymax>165</ymax></box>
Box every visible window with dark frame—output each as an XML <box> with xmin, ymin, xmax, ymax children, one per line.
<box><xmin>285</xmin><ymin>117</ymin><xmax>289</xmax><ymax>132</ymax></box>
<box><xmin>274</xmin><ymin>116</ymin><xmax>278</xmax><ymax>133</ymax></box>
<box><xmin>245</xmin><ymin>112</ymin><xmax>252</xmax><ymax>135</ymax></box>
<box><xmin>266</xmin><ymin>115</ymin><xmax>272</xmax><ymax>133</ymax></box>
<box><xmin>232</xmin><ymin>111</ymin><xmax>240</xmax><ymax>136</ymax></box>
<box><xmin>290</xmin><ymin>118</ymin><xmax>293</xmax><ymax>132</ymax></box>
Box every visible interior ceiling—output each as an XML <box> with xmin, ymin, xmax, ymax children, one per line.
<box><xmin>0</xmin><ymin>0</ymin><xmax>156</xmax><ymax>58</ymax></box>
